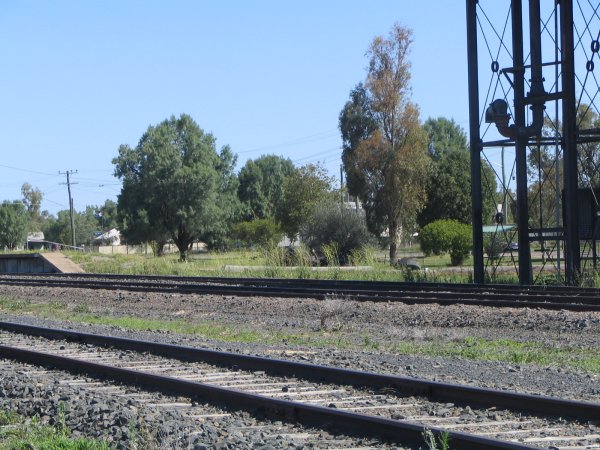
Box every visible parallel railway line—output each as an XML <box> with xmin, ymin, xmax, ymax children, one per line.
<box><xmin>1</xmin><ymin>273</ymin><xmax>600</xmax><ymax>311</ymax></box>
<box><xmin>0</xmin><ymin>321</ymin><xmax>598</xmax><ymax>449</ymax></box>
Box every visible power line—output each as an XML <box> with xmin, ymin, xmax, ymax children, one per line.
<box><xmin>237</xmin><ymin>129</ymin><xmax>339</xmax><ymax>155</ymax></box>
<box><xmin>0</xmin><ymin>163</ymin><xmax>60</xmax><ymax>177</ymax></box>
<box><xmin>292</xmin><ymin>146</ymin><xmax>341</xmax><ymax>164</ymax></box>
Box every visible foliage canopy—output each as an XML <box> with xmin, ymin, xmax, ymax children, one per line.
<box><xmin>419</xmin><ymin>117</ymin><xmax>498</xmax><ymax>227</ymax></box>
<box><xmin>237</xmin><ymin>155</ymin><xmax>296</xmax><ymax>220</ymax></box>
<box><xmin>275</xmin><ymin>163</ymin><xmax>334</xmax><ymax>240</ymax></box>
<box><xmin>0</xmin><ymin>201</ymin><xmax>29</xmax><ymax>249</ymax></box>
<box><xmin>113</xmin><ymin>114</ymin><xmax>240</xmax><ymax>260</ymax></box>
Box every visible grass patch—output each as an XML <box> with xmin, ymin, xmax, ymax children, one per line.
<box><xmin>1</xmin><ymin>296</ymin><xmax>598</xmax><ymax>374</ymax></box>
<box><xmin>60</xmin><ymin>249</ymin><xmax>479</xmax><ymax>283</ymax></box>
<box><xmin>0</xmin><ymin>410</ymin><xmax>20</xmax><ymax>426</ymax></box>
<box><xmin>392</xmin><ymin>337</ymin><xmax>600</xmax><ymax>373</ymax></box>
<box><xmin>76</xmin><ymin>314</ymin><xmax>355</xmax><ymax>349</ymax></box>
<box><xmin>0</xmin><ymin>408</ymin><xmax>110</xmax><ymax>450</ymax></box>
<box><xmin>0</xmin><ymin>296</ymin><xmax>351</xmax><ymax>348</ymax></box>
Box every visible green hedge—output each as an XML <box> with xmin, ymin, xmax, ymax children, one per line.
<box><xmin>420</xmin><ymin>220</ymin><xmax>472</xmax><ymax>266</ymax></box>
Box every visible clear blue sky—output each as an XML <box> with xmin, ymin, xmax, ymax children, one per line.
<box><xmin>0</xmin><ymin>1</ymin><xmax>476</xmax><ymax>215</ymax></box>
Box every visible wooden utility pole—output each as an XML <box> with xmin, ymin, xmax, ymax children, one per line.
<box><xmin>59</xmin><ymin>170</ymin><xmax>78</xmax><ymax>248</ymax></box>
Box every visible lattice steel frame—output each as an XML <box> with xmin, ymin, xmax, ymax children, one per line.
<box><xmin>467</xmin><ymin>0</ymin><xmax>600</xmax><ymax>285</ymax></box>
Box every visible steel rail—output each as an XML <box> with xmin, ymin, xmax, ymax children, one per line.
<box><xmin>1</xmin><ymin>321</ymin><xmax>598</xmax><ymax>422</ymax></box>
<box><xmin>0</xmin><ymin>343</ymin><xmax>539</xmax><ymax>450</ymax></box>
<box><xmin>1</xmin><ymin>275</ymin><xmax>599</xmax><ymax>311</ymax></box>
<box><xmin>18</xmin><ymin>271</ymin><xmax>600</xmax><ymax>296</ymax></box>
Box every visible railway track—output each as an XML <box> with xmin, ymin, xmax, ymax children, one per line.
<box><xmin>1</xmin><ymin>273</ymin><xmax>600</xmax><ymax>311</ymax></box>
<box><xmin>0</xmin><ymin>321</ymin><xmax>598</xmax><ymax>449</ymax></box>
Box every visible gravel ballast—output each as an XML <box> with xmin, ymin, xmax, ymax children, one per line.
<box><xmin>0</xmin><ymin>283</ymin><xmax>599</xmax><ymax>448</ymax></box>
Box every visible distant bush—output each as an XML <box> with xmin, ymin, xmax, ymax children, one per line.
<box><xmin>300</xmin><ymin>202</ymin><xmax>373</xmax><ymax>265</ymax></box>
<box><xmin>484</xmin><ymin>234</ymin><xmax>505</xmax><ymax>260</ymax></box>
<box><xmin>420</xmin><ymin>221</ymin><xmax>451</xmax><ymax>256</ymax></box>
<box><xmin>448</xmin><ymin>224</ymin><xmax>472</xmax><ymax>266</ymax></box>
<box><xmin>420</xmin><ymin>220</ymin><xmax>472</xmax><ymax>266</ymax></box>
<box><xmin>232</xmin><ymin>218</ymin><xmax>283</xmax><ymax>248</ymax></box>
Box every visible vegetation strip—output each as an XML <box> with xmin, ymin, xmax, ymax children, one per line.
<box><xmin>1</xmin><ymin>295</ymin><xmax>599</xmax><ymax>374</ymax></box>
<box><xmin>0</xmin><ymin>407</ymin><xmax>109</xmax><ymax>450</ymax></box>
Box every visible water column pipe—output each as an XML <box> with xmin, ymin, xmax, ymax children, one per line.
<box><xmin>485</xmin><ymin>0</ymin><xmax>546</xmax><ymax>284</ymax></box>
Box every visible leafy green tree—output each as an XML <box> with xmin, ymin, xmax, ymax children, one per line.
<box><xmin>419</xmin><ymin>148</ymin><xmax>472</xmax><ymax>226</ymax></box>
<box><xmin>95</xmin><ymin>199</ymin><xmax>118</xmax><ymax>232</ymax></box>
<box><xmin>42</xmin><ymin>213</ymin><xmax>65</xmax><ymax>245</ymax></box>
<box><xmin>275</xmin><ymin>163</ymin><xmax>334</xmax><ymax>240</ymax></box>
<box><xmin>478</xmin><ymin>162</ymin><xmax>499</xmax><ymax>225</ymax></box>
<box><xmin>419</xmin><ymin>117</ymin><xmax>498</xmax><ymax>227</ymax></box>
<box><xmin>237</xmin><ymin>155</ymin><xmax>296</xmax><ymax>220</ymax></box>
<box><xmin>527</xmin><ymin>118</ymin><xmax>564</xmax><ymax>231</ymax></box>
<box><xmin>21</xmin><ymin>183</ymin><xmax>44</xmax><ymax>232</ymax></box>
<box><xmin>448</xmin><ymin>223</ymin><xmax>472</xmax><ymax>266</ymax></box>
<box><xmin>339</xmin><ymin>83</ymin><xmax>378</xmax><ymax>197</ymax></box>
<box><xmin>115</xmin><ymin>180</ymin><xmax>169</xmax><ymax>254</ymax></box>
<box><xmin>339</xmin><ymin>23</ymin><xmax>431</xmax><ymax>263</ymax></box>
<box><xmin>423</xmin><ymin>117</ymin><xmax>468</xmax><ymax>160</ymax></box>
<box><xmin>113</xmin><ymin>114</ymin><xmax>240</xmax><ymax>260</ymax></box>
<box><xmin>42</xmin><ymin>207</ymin><xmax>98</xmax><ymax>247</ymax></box>
<box><xmin>77</xmin><ymin>207</ymin><xmax>103</xmax><ymax>246</ymax></box>
<box><xmin>0</xmin><ymin>201</ymin><xmax>29</xmax><ymax>250</ymax></box>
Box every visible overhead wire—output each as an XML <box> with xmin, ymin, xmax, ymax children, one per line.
<box><xmin>236</xmin><ymin>129</ymin><xmax>339</xmax><ymax>155</ymax></box>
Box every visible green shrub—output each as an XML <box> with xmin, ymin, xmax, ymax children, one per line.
<box><xmin>420</xmin><ymin>221</ymin><xmax>451</xmax><ymax>256</ymax></box>
<box><xmin>232</xmin><ymin>218</ymin><xmax>283</xmax><ymax>248</ymax></box>
<box><xmin>300</xmin><ymin>202</ymin><xmax>373</xmax><ymax>266</ymax></box>
<box><xmin>449</xmin><ymin>225</ymin><xmax>472</xmax><ymax>266</ymax></box>
<box><xmin>420</xmin><ymin>220</ymin><xmax>472</xmax><ymax>266</ymax></box>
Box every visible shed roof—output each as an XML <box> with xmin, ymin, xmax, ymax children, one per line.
<box><xmin>482</xmin><ymin>225</ymin><xmax>517</xmax><ymax>233</ymax></box>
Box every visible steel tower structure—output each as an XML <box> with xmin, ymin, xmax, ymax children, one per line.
<box><xmin>467</xmin><ymin>0</ymin><xmax>600</xmax><ymax>285</ymax></box>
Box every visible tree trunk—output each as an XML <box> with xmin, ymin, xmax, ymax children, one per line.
<box><xmin>179</xmin><ymin>248</ymin><xmax>188</xmax><ymax>262</ymax></box>
<box><xmin>174</xmin><ymin>228</ymin><xmax>192</xmax><ymax>262</ymax></box>
<box><xmin>175</xmin><ymin>237</ymin><xmax>189</xmax><ymax>262</ymax></box>
<box><xmin>174</xmin><ymin>238</ymin><xmax>188</xmax><ymax>261</ymax></box>
<box><xmin>156</xmin><ymin>240</ymin><xmax>166</xmax><ymax>257</ymax></box>
<box><xmin>388</xmin><ymin>220</ymin><xmax>398</xmax><ymax>264</ymax></box>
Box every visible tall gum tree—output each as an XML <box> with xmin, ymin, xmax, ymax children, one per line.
<box><xmin>340</xmin><ymin>23</ymin><xmax>430</xmax><ymax>263</ymax></box>
<box><xmin>113</xmin><ymin>114</ymin><xmax>240</xmax><ymax>260</ymax></box>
